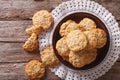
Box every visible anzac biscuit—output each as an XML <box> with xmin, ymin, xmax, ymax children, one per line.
<box><xmin>25</xmin><ymin>25</ymin><xmax>43</xmax><ymax>36</ymax></box>
<box><xmin>92</xmin><ymin>28</ymin><xmax>107</xmax><ymax>48</ymax></box>
<box><xmin>41</xmin><ymin>46</ymin><xmax>59</xmax><ymax>67</ymax></box>
<box><xmin>32</xmin><ymin>10</ymin><xmax>54</xmax><ymax>30</ymax></box>
<box><xmin>22</xmin><ymin>33</ymin><xmax>39</xmax><ymax>52</ymax></box>
<box><xmin>25</xmin><ymin>60</ymin><xmax>45</xmax><ymax>79</ymax></box>
<box><xmin>85</xmin><ymin>49</ymin><xmax>97</xmax><ymax>64</ymax></box>
<box><xmin>69</xmin><ymin>50</ymin><xmax>87</xmax><ymax>68</ymax></box>
<box><xmin>66</xmin><ymin>30</ymin><xmax>87</xmax><ymax>52</ymax></box>
<box><xmin>56</xmin><ymin>37</ymin><xmax>70</xmax><ymax>61</ymax></box>
<box><xmin>84</xmin><ymin>31</ymin><xmax>97</xmax><ymax>50</ymax></box>
<box><xmin>59</xmin><ymin>20</ymin><xmax>85</xmax><ymax>37</ymax></box>
<box><xmin>79</xmin><ymin>18</ymin><xmax>97</xmax><ymax>31</ymax></box>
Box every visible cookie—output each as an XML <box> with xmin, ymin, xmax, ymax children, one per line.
<box><xmin>66</xmin><ymin>30</ymin><xmax>87</xmax><ymax>52</ymax></box>
<box><xmin>92</xmin><ymin>28</ymin><xmax>107</xmax><ymax>48</ymax></box>
<box><xmin>22</xmin><ymin>33</ymin><xmax>39</xmax><ymax>52</ymax></box>
<box><xmin>41</xmin><ymin>46</ymin><xmax>60</xmax><ymax>67</ymax></box>
<box><xmin>56</xmin><ymin>37</ymin><xmax>70</xmax><ymax>61</ymax></box>
<box><xmin>25</xmin><ymin>25</ymin><xmax>43</xmax><ymax>36</ymax></box>
<box><xmin>69</xmin><ymin>50</ymin><xmax>87</xmax><ymax>68</ymax></box>
<box><xmin>79</xmin><ymin>18</ymin><xmax>97</xmax><ymax>31</ymax></box>
<box><xmin>32</xmin><ymin>10</ymin><xmax>54</xmax><ymax>30</ymax></box>
<box><xmin>85</xmin><ymin>49</ymin><xmax>97</xmax><ymax>65</ymax></box>
<box><xmin>59</xmin><ymin>20</ymin><xmax>85</xmax><ymax>37</ymax></box>
<box><xmin>84</xmin><ymin>31</ymin><xmax>97</xmax><ymax>50</ymax></box>
<box><xmin>25</xmin><ymin>60</ymin><xmax>45</xmax><ymax>79</ymax></box>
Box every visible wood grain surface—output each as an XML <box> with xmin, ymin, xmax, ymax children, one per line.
<box><xmin>0</xmin><ymin>0</ymin><xmax>120</xmax><ymax>80</ymax></box>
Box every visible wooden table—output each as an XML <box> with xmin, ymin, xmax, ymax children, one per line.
<box><xmin>0</xmin><ymin>0</ymin><xmax>120</xmax><ymax>80</ymax></box>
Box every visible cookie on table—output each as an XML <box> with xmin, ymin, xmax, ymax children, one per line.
<box><xmin>25</xmin><ymin>60</ymin><xmax>45</xmax><ymax>80</ymax></box>
<box><xmin>69</xmin><ymin>50</ymin><xmax>87</xmax><ymax>68</ymax></box>
<box><xmin>79</xmin><ymin>18</ymin><xmax>97</xmax><ymax>31</ymax></box>
<box><xmin>41</xmin><ymin>46</ymin><xmax>60</xmax><ymax>68</ymax></box>
<box><xmin>66</xmin><ymin>30</ymin><xmax>88</xmax><ymax>52</ymax></box>
<box><xmin>92</xmin><ymin>28</ymin><xmax>107</xmax><ymax>48</ymax></box>
<box><xmin>84</xmin><ymin>31</ymin><xmax>97</xmax><ymax>50</ymax></box>
<box><xmin>32</xmin><ymin>10</ymin><xmax>54</xmax><ymax>30</ymax></box>
<box><xmin>56</xmin><ymin>37</ymin><xmax>70</xmax><ymax>61</ymax></box>
<box><xmin>85</xmin><ymin>49</ymin><xmax>97</xmax><ymax>65</ymax></box>
<box><xmin>22</xmin><ymin>33</ymin><xmax>39</xmax><ymax>52</ymax></box>
<box><xmin>25</xmin><ymin>25</ymin><xmax>43</xmax><ymax>36</ymax></box>
<box><xmin>59</xmin><ymin>20</ymin><xmax>85</xmax><ymax>37</ymax></box>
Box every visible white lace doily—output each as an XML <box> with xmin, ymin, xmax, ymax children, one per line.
<box><xmin>39</xmin><ymin>0</ymin><xmax>120</xmax><ymax>80</ymax></box>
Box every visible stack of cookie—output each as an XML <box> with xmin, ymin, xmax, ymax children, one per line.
<box><xmin>56</xmin><ymin>18</ymin><xmax>107</xmax><ymax>68</ymax></box>
<box><xmin>23</xmin><ymin>10</ymin><xmax>60</xmax><ymax>80</ymax></box>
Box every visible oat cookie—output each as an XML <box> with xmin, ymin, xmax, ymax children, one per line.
<box><xmin>56</xmin><ymin>37</ymin><xmax>70</xmax><ymax>61</ymax></box>
<box><xmin>92</xmin><ymin>28</ymin><xmax>107</xmax><ymax>48</ymax></box>
<box><xmin>32</xmin><ymin>10</ymin><xmax>54</xmax><ymax>30</ymax></box>
<box><xmin>25</xmin><ymin>60</ymin><xmax>45</xmax><ymax>79</ymax></box>
<box><xmin>79</xmin><ymin>18</ymin><xmax>97</xmax><ymax>31</ymax></box>
<box><xmin>84</xmin><ymin>31</ymin><xmax>97</xmax><ymax>50</ymax></box>
<box><xmin>84</xmin><ymin>49</ymin><xmax>97</xmax><ymax>64</ymax></box>
<box><xmin>41</xmin><ymin>46</ymin><xmax>59</xmax><ymax>67</ymax></box>
<box><xmin>66</xmin><ymin>30</ymin><xmax>87</xmax><ymax>52</ymax></box>
<box><xmin>25</xmin><ymin>25</ymin><xmax>43</xmax><ymax>36</ymax></box>
<box><xmin>22</xmin><ymin>33</ymin><xmax>39</xmax><ymax>52</ymax></box>
<box><xmin>69</xmin><ymin>50</ymin><xmax>87</xmax><ymax>68</ymax></box>
<box><xmin>59</xmin><ymin>20</ymin><xmax>85</xmax><ymax>37</ymax></box>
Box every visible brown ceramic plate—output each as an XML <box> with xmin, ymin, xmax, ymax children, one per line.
<box><xmin>52</xmin><ymin>12</ymin><xmax>110</xmax><ymax>70</ymax></box>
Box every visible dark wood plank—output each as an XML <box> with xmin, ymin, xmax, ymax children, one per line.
<box><xmin>0</xmin><ymin>21</ymin><xmax>32</xmax><ymax>42</ymax></box>
<box><xmin>0</xmin><ymin>62</ymin><xmax>119</xmax><ymax>80</ymax></box>
<box><xmin>0</xmin><ymin>42</ymin><xmax>40</xmax><ymax>62</ymax></box>
<box><xmin>0</xmin><ymin>0</ymin><xmax>119</xmax><ymax>20</ymax></box>
<box><xmin>0</xmin><ymin>63</ymin><xmax>61</xmax><ymax>80</ymax></box>
<box><xmin>0</xmin><ymin>0</ymin><xmax>61</xmax><ymax>20</ymax></box>
<box><xmin>0</xmin><ymin>63</ymin><xmax>27</xmax><ymax>80</ymax></box>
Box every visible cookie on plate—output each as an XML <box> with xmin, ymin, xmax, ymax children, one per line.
<box><xmin>92</xmin><ymin>28</ymin><xmax>107</xmax><ymax>48</ymax></box>
<box><xmin>25</xmin><ymin>60</ymin><xmax>45</xmax><ymax>80</ymax></box>
<box><xmin>85</xmin><ymin>49</ymin><xmax>97</xmax><ymax>64</ymax></box>
<box><xmin>32</xmin><ymin>10</ymin><xmax>54</xmax><ymax>30</ymax></box>
<box><xmin>79</xmin><ymin>18</ymin><xmax>97</xmax><ymax>31</ymax></box>
<box><xmin>22</xmin><ymin>33</ymin><xmax>39</xmax><ymax>52</ymax></box>
<box><xmin>84</xmin><ymin>31</ymin><xmax>97</xmax><ymax>50</ymax></box>
<box><xmin>41</xmin><ymin>46</ymin><xmax>60</xmax><ymax>68</ymax></box>
<box><xmin>59</xmin><ymin>20</ymin><xmax>85</xmax><ymax>37</ymax></box>
<box><xmin>66</xmin><ymin>30</ymin><xmax>88</xmax><ymax>52</ymax></box>
<box><xmin>69</xmin><ymin>50</ymin><xmax>87</xmax><ymax>68</ymax></box>
<box><xmin>25</xmin><ymin>25</ymin><xmax>43</xmax><ymax>36</ymax></box>
<box><xmin>56</xmin><ymin>37</ymin><xmax>70</xmax><ymax>61</ymax></box>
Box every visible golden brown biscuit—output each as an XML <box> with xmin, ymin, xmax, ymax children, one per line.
<box><xmin>66</xmin><ymin>30</ymin><xmax>88</xmax><ymax>52</ymax></box>
<box><xmin>69</xmin><ymin>50</ymin><xmax>87</xmax><ymax>68</ymax></box>
<box><xmin>56</xmin><ymin>37</ymin><xmax>70</xmax><ymax>61</ymax></box>
<box><xmin>25</xmin><ymin>25</ymin><xmax>43</xmax><ymax>36</ymax></box>
<box><xmin>25</xmin><ymin>60</ymin><xmax>45</xmax><ymax>80</ymax></box>
<box><xmin>22</xmin><ymin>33</ymin><xmax>39</xmax><ymax>52</ymax></box>
<box><xmin>59</xmin><ymin>20</ymin><xmax>85</xmax><ymax>37</ymax></box>
<box><xmin>92</xmin><ymin>28</ymin><xmax>107</xmax><ymax>48</ymax></box>
<box><xmin>69</xmin><ymin>49</ymin><xmax>97</xmax><ymax>68</ymax></box>
<box><xmin>84</xmin><ymin>31</ymin><xmax>97</xmax><ymax>50</ymax></box>
<box><xmin>79</xmin><ymin>18</ymin><xmax>97</xmax><ymax>31</ymax></box>
<box><xmin>32</xmin><ymin>10</ymin><xmax>54</xmax><ymax>30</ymax></box>
<box><xmin>85</xmin><ymin>49</ymin><xmax>97</xmax><ymax>64</ymax></box>
<box><xmin>41</xmin><ymin>46</ymin><xmax>60</xmax><ymax>67</ymax></box>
